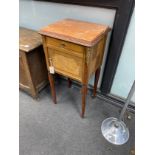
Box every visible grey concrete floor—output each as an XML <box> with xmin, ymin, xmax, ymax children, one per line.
<box><xmin>19</xmin><ymin>80</ymin><xmax>135</xmax><ymax>155</ymax></box>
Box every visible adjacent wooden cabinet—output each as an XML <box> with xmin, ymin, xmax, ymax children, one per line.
<box><xmin>19</xmin><ymin>27</ymin><xmax>48</xmax><ymax>98</ymax></box>
<box><xmin>39</xmin><ymin>19</ymin><xmax>110</xmax><ymax>117</ymax></box>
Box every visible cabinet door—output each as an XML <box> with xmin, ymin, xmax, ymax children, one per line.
<box><xmin>47</xmin><ymin>47</ymin><xmax>83</xmax><ymax>82</ymax></box>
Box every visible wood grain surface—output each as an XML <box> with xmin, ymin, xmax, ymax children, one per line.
<box><xmin>20</xmin><ymin>27</ymin><xmax>42</xmax><ymax>52</ymax></box>
<box><xmin>39</xmin><ymin>19</ymin><xmax>110</xmax><ymax>47</ymax></box>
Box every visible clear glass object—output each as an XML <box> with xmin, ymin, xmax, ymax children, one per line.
<box><xmin>101</xmin><ymin>117</ymin><xmax>129</xmax><ymax>145</ymax></box>
<box><xmin>101</xmin><ymin>81</ymin><xmax>135</xmax><ymax>145</ymax></box>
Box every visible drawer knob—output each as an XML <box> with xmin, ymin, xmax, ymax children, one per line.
<box><xmin>60</xmin><ymin>43</ymin><xmax>66</xmax><ymax>48</ymax></box>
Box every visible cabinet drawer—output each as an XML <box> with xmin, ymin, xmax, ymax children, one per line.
<box><xmin>47</xmin><ymin>47</ymin><xmax>83</xmax><ymax>82</ymax></box>
<box><xmin>46</xmin><ymin>37</ymin><xmax>85</xmax><ymax>57</ymax></box>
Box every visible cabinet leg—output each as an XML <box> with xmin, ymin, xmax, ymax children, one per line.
<box><xmin>48</xmin><ymin>72</ymin><xmax>57</xmax><ymax>104</ymax></box>
<box><xmin>32</xmin><ymin>94</ymin><xmax>39</xmax><ymax>100</ymax></box>
<box><xmin>93</xmin><ymin>67</ymin><xmax>101</xmax><ymax>97</ymax></box>
<box><xmin>68</xmin><ymin>78</ymin><xmax>72</xmax><ymax>88</ymax></box>
<box><xmin>81</xmin><ymin>84</ymin><xmax>87</xmax><ymax>118</ymax></box>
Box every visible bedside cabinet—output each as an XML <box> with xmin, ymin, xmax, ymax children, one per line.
<box><xmin>39</xmin><ymin>19</ymin><xmax>110</xmax><ymax>117</ymax></box>
<box><xmin>19</xmin><ymin>27</ymin><xmax>48</xmax><ymax>98</ymax></box>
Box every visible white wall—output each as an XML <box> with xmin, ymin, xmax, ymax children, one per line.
<box><xmin>19</xmin><ymin>0</ymin><xmax>116</xmax><ymax>87</ymax></box>
<box><xmin>110</xmin><ymin>9</ymin><xmax>135</xmax><ymax>102</ymax></box>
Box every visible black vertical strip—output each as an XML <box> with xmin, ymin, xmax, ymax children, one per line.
<box><xmin>101</xmin><ymin>0</ymin><xmax>135</xmax><ymax>94</ymax></box>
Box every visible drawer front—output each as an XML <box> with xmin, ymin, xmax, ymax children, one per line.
<box><xmin>46</xmin><ymin>37</ymin><xmax>85</xmax><ymax>57</ymax></box>
<box><xmin>47</xmin><ymin>47</ymin><xmax>83</xmax><ymax>81</ymax></box>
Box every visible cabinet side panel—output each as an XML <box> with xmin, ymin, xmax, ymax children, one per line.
<box><xmin>98</xmin><ymin>35</ymin><xmax>107</xmax><ymax>67</ymax></box>
<box><xmin>88</xmin><ymin>36</ymin><xmax>106</xmax><ymax>79</ymax></box>
<box><xmin>19</xmin><ymin>51</ymin><xmax>30</xmax><ymax>90</ymax></box>
<box><xmin>27</xmin><ymin>46</ymin><xmax>48</xmax><ymax>92</ymax></box>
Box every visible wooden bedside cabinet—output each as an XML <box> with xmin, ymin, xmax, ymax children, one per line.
<box><xmin>39</xmin><ymin>19</ymin><xmax>110</xmax><ymax>117</ymax></box>
<box><xmin>19</xmin><ymin>27</ymin><xmax>48</xmax><ymax>98</ymax></box>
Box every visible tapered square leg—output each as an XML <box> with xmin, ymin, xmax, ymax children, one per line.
<box><xmin>48</xmin><ymin>72</ymin><xmax>57</xmax><ymax>104</ymax></box>
<box><xmin>81</xmin><ymin>84</ymin><xmax>87</xmax><ymax>118</ymax></box>
<box><xmin>68</xmin><ymin>78</ymin><xmax>72</xmax><ymax>88</ymax></box>
<box><xmin>93</xmin><ymin>67</ymin><xmax>101</xmax><ymax>97</ymax></box>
